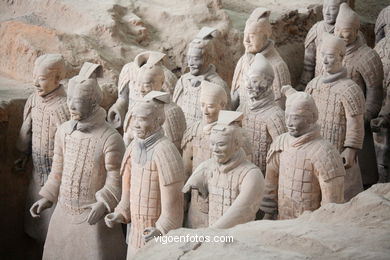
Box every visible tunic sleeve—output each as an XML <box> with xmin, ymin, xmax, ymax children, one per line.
<box><xmin>113</xmin><ymin>145</ymin><xmax>132</xmax><ymax>223</ymax></box>
<box><xmin>212</xmin><ymin>168</ymin><xmax>264</xmax><ymax>229</ymax></box>
<box><xmin>95</xmin><ymin>132</ymin><xmax>125</xmax><ymax>212</ymax></box>
<box><xmin>39</xmin><ymin>125</ymin><xmax>65</xmax><ymax>202</ymax></box>
<box><xmin>16</xmin><ymin>94</ymin><xmax>33</xmax><ymax>154</ymax></box>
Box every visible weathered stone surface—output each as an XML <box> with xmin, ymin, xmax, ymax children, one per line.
<box><xmin>136</xmin><ymin>184</ymin><xmax>390</xmax><ymax>259</ymax></box>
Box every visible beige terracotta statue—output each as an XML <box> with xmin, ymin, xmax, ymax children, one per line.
<box><xmin>334</xmin><ymin>3</ymin><xmax>384</xmax><ymax>185</ymax></box>
<box><xmin>299</xmin><ymin>0</ymin><xmax>347</xmax><ymax>89</ymax></box>
<box><xmin>305</xmin><ymin>33</ymin><xmax>365</xmax><ymax>200</ymax></box>
<box><xmin>14</xmin><ymin>54</ymin><xmax>69</xmax><ymax>244</ymax></box>
<box><xmin>30</xmin><ymin>76</ymin><xmax>126</xmax><ymax>259</ymax></box>
<box><xmin>371</xmin><ymin>84</ymin><xmax>390</xmax><ymax>183</ymax></box>
<box><xmin>107</xmin><ymin>51</ymin><xmax>177</xmax><ymax>129</ymax></box>
<box><xmin>181</xmin><ymin>81</ymin><xmax>228</xmax><ymax>228</ymax></box>
<box><xmin>173</xmin><ymin>27</ymin><xmax>231</xmax><ymax>127</ymax></box>
<box><xmin>122</xmin><ymin>61</ymin><xmax>186</xmax><ymax>150</ymax></box>
<box><xmin>261</xmin><ymin>87</ymin><xmax>345</xmax><ymax>220</ymax></box>
<box><xmin>183</xmin><ymin>111</ymin><xmax>265</xmax><ymax>228</ymax></box>
<box><xmin>373</xmin><ymin>33</ymin><xmax>390</xmax><ymax>184</ymax></box>
<box><xmin>105</xmin><ymin>92</ymin><xmax>184</xmax><ymax>258</ymax></box>
<box><xmin>375</xmin><ymin>5</ymin><xmax>390</xmax><ymax>44</ymax></box>
<box><xmin>231</xmin><ymin>8</ymin><xmax>291</xmax><ymax>110</ymax></box>
<box><xmin>238</xmin><ymin>53</ymin><xmax>287</xmax><ymax>174</ymax></box>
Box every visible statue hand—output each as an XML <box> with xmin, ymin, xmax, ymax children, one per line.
<box><xmin>341</xmin><ymin>147</ymin><xmax>357</xmax><ymax>169</ymax></box>
<box><xmin>263</xmin><ymin>213</ymin><xmax>276</xmax><ymax>220</ymax></box>
<box><xmin>13</xmin><ymin>154</ymin><xmax>29</xmax><ymax>172</ymax></box>
<box><xmin>371</xmin><ymin>117</ymin><xmax>388</xmax><ymax>132</ymax></box>
<box><xmin>143</xmin><ymin>227</ymin><xmax>162</xmax><ymax>243</ymax></box>
<box><xmin>107</xmin><ymin>108</ymin><xmax>122</xmax><ymax>129</ymax></box>
<box><xmin>104</xmin><ymin>213</ymin><xmax>125</xmax><ymax>228</ymax></box>
<box><xmin>83</xmin><ymin>201</ymin><xmax>107</xmax><ymax>225</ymax></box>
<box><xmin>30</xmin><ymin>198</ymin><xmax>53</xmax><ymax>218</ymax></box>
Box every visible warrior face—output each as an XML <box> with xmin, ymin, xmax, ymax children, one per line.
<box><xmin>187</xmin><ymin>47</ymin><xmax>206</xmax><ymax>76</ymax></box>
<box><xmin>243</xmin><ymin>29</ymin><xmax>268</xmax><ymax>54</ymax></box>
<box><xmin>33</xmin><ymin>66</ymin><xmax>59</xmax><ymax>97</ymax></box>
<box><xmin>201</xmin><ymin>102</ymin><xmax>222</xmax><ymax>124</ymax></box>
<box><xmin>321</xmin><ymin>49</ymin><xmax>343</xmax><ymax>74</ymax></box>
<box><xmin>245</xmin><ymin>74</ymin><xmax>270</xmax><ymax>100</ymax></box>
<box><xmin>285</xmin><ymin>106</ymin><xmax>314</xmax><ymax>138</ymax></box>
<box><xmin>131</xmin><ymin>103</ymin><xmax>161</xmax><ymax>139</ymax></box>
<box><xmin>323</xmin><ymin>0</ymin><xmax>343</xmax><ymax>25</ymax></box>
<box><xmin>135</xmin><ymin>67</ymin><xmax>164</xmax><ymax>97</ymax></box>
<box><xmin>334</xmin><ymin>26</ymin><xmax>358</xmax><ymax>45</ymax></box>
<box><xmin>210</xmin><ymin>130</ymin><xmax>240</xmax><ymax>164</ymax></box>
<box><xmin>67</xmin><ymin>87</ymin><xmax>93</xmax><ymax>121</ymax></box>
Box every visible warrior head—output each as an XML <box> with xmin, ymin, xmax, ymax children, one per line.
<box><xmin>67</xmin><ymin>75</ymin><xmax>103</xmax><ymax>121</ymax></box>
<box><xmin>321</xmin><ymin>33</ymin><xmax>346</xmax><ymax>74</ymax></box>
<box><xmin>243</xmin><ymin>8</ymin><xmax>272</xmax><ymax>54</ymax></box>
<box><xmin>187</xmin><ymin>27</ymin><xmax>218</xmax><ymax>76</ymax></box>
<box><xmin>323</xmin><ymin>0</ymin><xmax>347</xmax><ymax>25</ymax></box>
<box><xmin>335</xmin><ymin>3</ymin><xmax>360</xmax><ymax>45</ymax></box>
<box><xmin>130</xmin><ymin>91</ymin><xmax>169</xmax><ymax>139</ymax></box>
<box><xmin>245</xmin><ymin>53</ymin><xmax>274</xmax><ymax>102</ymax></box>
<box><xmin>78</xmin><ymin>62</ymin><xmax>103</xmax><ymax>79</ymax></box>
<box><xmin>33</xmin><ymin>54</ymin><xmax>66</xmax><ymax>97</ymax></box>
<box><xmin>135</xmin><ymin>63</ymin><xmax>165</xmax><ymax>97</ymax></box>
<box><xmin>210</xmin><ymin>111</ymin><xmax>244</xmax><ymax>164</ymax></box>
<box><xmin>282</xmin><ymin>85</ymin><xmax>318</xmax><ymax>137</ymax></box>
<box><xmin>199</xmin><ymin>81</ymin><xmax>228</xmax><ymax>124</ymax></box>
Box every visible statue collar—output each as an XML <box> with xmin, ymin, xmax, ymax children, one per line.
<box><xmin>321</xmin><ymin>68</ymin><xmax>348</xmax><ymax>84</ymax></box>
<box><xmin>133</xmin><ymin>128</ymin><xmax>164</xmax><ymax>165</ymax></box>
<box><xmin>248</xmin><ymin>93</ymin><xmax>274</xmax><ymax>111</ymax></box>
<box><xmin>187</xmin><ymin>64</ymin><xmax>216</xmax><ymax>88</ymax></box>
<box><xmin>69</xmin><ymin>107</ymin><xmax>106</xmax><ymax>134</ymax></box>
<box><xmin>215</xmin><ymin>148</ymin><xmax>246</xmax><ymax>173</ymax></box>
<box><xmin>38</xmin><ymin>85</ymin><xmax>65</xmax><ymax>103</ymax></box>
<box><xmin>290</xmin><ymin>125</ymin><xmax>321</xmax><ymax>148</ymax></box>
<box><xmin>346</xmin><ymin>35</ymin><xmax>365</xmax><ymax>55</ymax></box>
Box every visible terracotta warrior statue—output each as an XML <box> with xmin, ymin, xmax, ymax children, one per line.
<box><xmin>183</xmin><ymin>111</ymin><xmax>265</xmax><ymax>228</ymax></box>
<box><xmin>375</xmin><ymin>5</ymin><xmax>390</xmax><ymax>44</ymax></box>
<box><xmin>122</xmin><ymin>60</ymin><xmax>186</xmax><ymax>150</ymax></box>
<box><xmin>30</xmin><ymin>76</ymin><xmax>126</xmax><ymax>259</ymax></box>
<box><xmin>173</xmin><ymin>27</ymin><xmax>230</xmax><ymax>127</ymax></box>
<box><xmin>108</xmin><ymin>51</ymin><xmax>177</xmax><ymax>129</ymax></box>
<box><xmin>105</xmin><ymin>92</ymin><xmax>184</xmax><ymax>258</ymax></box>
<box><xmin>261</xmin><ymin>87</ymin><xmax>345</xmax><ymax>220</ymax></box>
<box><xmin>305</xmin><ymin>33</ymin><xmax>365</xmax><ymax>200</ymax></box>
<box><xmin>15</xmin><ymin>54</ymin><xmax>69</xmax><ymax>243</ymax></box>
<box><xmin>299</xmin><ymin>0</ymin><xmax>348</xmax><ymax>89</ymax></box>
<box><xmin>373</xmin><ymin>29</ymin><xmax>390</xmax><ymax>184</ymax></box>
<box><xmin>334</xmin><ymin>3</ymin><xmax>384</xmax><ymax>185</ymax></box>
<box><xmin>372</xmin><ymin>83</ymin><xmax>390</xmax><ymax>183</ymax></box>
<box><xmin>231</xmin><ymin>8</ymin><xmax>291</xmax><ymax>110</ymax></box>
<box><xmin>238</xmin><ymin>53</ymin><xmax>287</xmax><ymax>174</ymax></box>
<box><xmin>181</xmin><ymin>81</ymin><xmax>228</xmax><ymax>228</ymax></box>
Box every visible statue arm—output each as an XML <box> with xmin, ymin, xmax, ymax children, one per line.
<box><xmin>260</xmin><ymin>152</ymin><xmax>280</xmax><ymax>216</ymax></box>
<box><xmin>96</xmin><ymin>133</ymin><xmax>125</xmax><ymax>213</ymax></box>
<box><xmin>16</xmin><ymin>95</ymin><xmax>33</xmax><ymax>154</ymax></box>
<box><xmin>38</xmin><ymin>127</ymin><xmax>64</xmax><ymax>203</ymax></box>
<box><xmin>211</xmin><ymin>170</ymin><xmax>264</xmax><ymax>229</ymax></box>
<box><xmin>113</xmin><ymin>147</ymin><xmax>132</xmax><ymax>223</ymax></box>
<box><xmin>156</xmin><ymin>180</ymin><xmax>184</xmax><ymax>234</ymax></box>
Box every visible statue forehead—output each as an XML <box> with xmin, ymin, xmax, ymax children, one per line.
<box><xmin>132</xmin><ymin>103</ymin><xmax>155</xmax><ymax>117</ymax></box>
<box><xmin>33</xmin><ymin>64</ymin><xmax>52</xmax><ymax>76</ymax></box>
<box><xmin>324</xmin><ymin>0</ymin><xmax>343</xmax><ymax>6</ymax></box>
<box><xmin>187</xmin><ymin>47</ymin><xmax>203</xmax><ymax>57</ymax></box>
